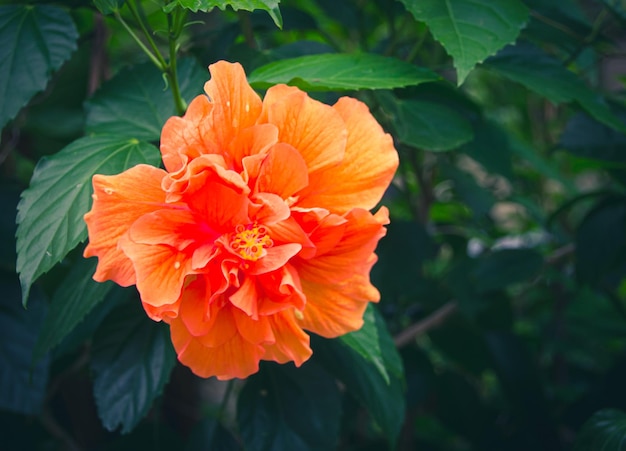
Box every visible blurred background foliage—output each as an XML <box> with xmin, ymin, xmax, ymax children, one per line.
<box><xmin>4</xmin><ymin>0</ymin><xmax>626</xmax><ymax>450</ymax></box>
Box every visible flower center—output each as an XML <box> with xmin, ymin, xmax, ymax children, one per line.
<box><xmin>230</xmin><ymin>223</ymin><xmax>273</xmax><ymax>261</ymax></box>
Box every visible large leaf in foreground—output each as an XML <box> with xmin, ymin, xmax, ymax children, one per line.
<box><xmin>0</xmin><ymin>272</ymin><xmax>49</xmax><ymax>415</ymax></box>
<box><xmin>575</xmin><ymin>409</ymin><xmax>626</xmax><ymax>451</ymax></box>
<box><xmin>313</xmin><ymin>310</ymin><xmax>406</xmax><ymax>446</ymax></box>
<box><xmin>16</xmin><ymin>136</ymin><xmax>160</xmax><ymax>305</ymax></box>
<box><xmin>248</xmin><ymin>53</ymin><xmax>439</xmax><ymax>91</ymax></box>
<box><xmin>238</xmin><ymin>361</ymin><xmax>341</xmax><ymax>451</ymax></box>
<box><xmin>32</xmin><ymin>257</ymin><xmax>113</xmax><ymax>362</ymax></box>
<box><xmin>86</xmin><ymin>59</ymin><xmax>206</xmax><ymax>141</ymax></box>
<box><xmin>401</xmin><ymin>0</ymin><xmax>528</xmax><ymax>84</ymax></box>
<box><xmin>91</xmin><ymin>302</ymin><xmax>176</xmax><ymax>433</ymax></box>
<box><xmin>485</xmin><ymin>43</ymin><xmax>626</xmax><ymax>133</ymax></box>
<box><xmin>167</xmin><ymin>1</ymin><xmax>282</xmax><ymax>28</ymax></box>
<box><xmin>0</xmin><ymin>4</ymin><xmax>78</xmax><ymax>129</ymax></box>
<box><xmin>338</xmin><ymin>303</ymin><xmax>403</xmax><ymax>384</ymax></box>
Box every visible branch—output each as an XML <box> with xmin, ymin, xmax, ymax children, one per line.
<box><xmin>394</xmin><ymin>301</ymin><xmax>458</xmax><ymax>348</ymax></box>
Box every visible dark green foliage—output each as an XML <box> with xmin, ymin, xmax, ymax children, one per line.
<box><xmin>5</xmin><ymin>0</ymin><xmax>626</xmax><ymax>449</ymax></box>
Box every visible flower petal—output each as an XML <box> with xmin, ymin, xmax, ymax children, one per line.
<box><xmin>84</xmin><ymin>164</ymin><xmax>171</xmax><ymax>286</ymax></box>
<box><xmin>163</xmin><ymin>156</ymin><xmax>251</xmax><ymax>233</ymax></box>
<box><xmin>119</xmin><ymin>232</ymin><xmax>194</xmax><ymax>308</ymax></box>
<box><xmin>295</xmin><ymin>207</ymin><xmax>389</xmax><ymax>337</ymax></box>
<box><xmin>259</xmin><ymin>84</ymin><xmax>347</xmax><ymax>174</ymax></box>
<box><xmin>169</xmin><ymin>314</ymin><xmax>264</xmax><ymax>380</ymax></box>
<box><xmin>204</xmin><ymin>61</ymin><xmax>263</xmax><ymax>151</ymax></box>
<box><xmin>228</xmin><ymin>124</ymin><xmax>278</xmax><ymax>172</ymax></box>
<box><xmin>255</xmin><ymin>143</ymin><xmax>309</xmax><ymax>199</ymax></box>
<box><xmin>262</xmin><ymin>309</ymin><xmax>312</xmax><ymax>366</ymax></box>
<box><xmin>248</xmin><ymin>243</ymin><xmax>302</xmax><ymax>275</ymax></box>
<box><xmin>231</xmin><ymin>305</ymin><xmax>275</xmax><ymax>345</ymax></box>
<box><xmin>161</xmin><ymin>95</ymin><xmax>215</xmax><ymax>173</ymax></box>
<box><xmin>297</xmin><ymin>97</ymin><xmax>399</xmax><ymax>214</ymax></box>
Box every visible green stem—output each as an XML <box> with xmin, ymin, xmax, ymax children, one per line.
<box><xmin>127</xmin><ymin>0</ymin><xmax>168</xmax><ymax>68</ymax></box>
<box><xmin>166</xmin><ymin>10</ymin><xmax>186</xmax><ymax>115</ymax></box>
<box><xmin>114</xmin><ymin>11</ymin><xmax>164</xmax><ymax>69</ymax></box>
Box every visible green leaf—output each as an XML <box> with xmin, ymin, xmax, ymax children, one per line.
<box><xmin>461</xmin><ymin>119</ymin><xmax>514</xmax><ymax>179</ymax></box>
<box><xmin>93</xmin><ymin>0</ymin><xmax>126</xmax><ymax>14</ymax></box>
<box><xmin>338</xmin><ymin>303</ymin><xmax>404</xmax><ymax>384</ymax></box>
<box><xmin>401</xmin><ymin>0</ymin><xmax>528</xmax><ymax>84</ymax></box>
<box><xmin>313</xmin><ymin>325</ymin><xmax>406</xmax><ymax>446</ymax></box>
<box><xmin>371</xmin><ymin>220</ymin><xmax>438</xmax><ymax>304</ymax></box>
<box><xmin>485</xmin><ymin>43</ymin><xmax>626</xmax><ymax>133</ymax></box>
<box><xmin>167</xmin><ymin>0</ymin><xmax>282</xmax><ymax>28</ymax></box>
<box><xmin>0</xmin><ymin>272</ymin><xmax>49</xmax><ymax>415</ymax></box>
<box><xmin>16</xmin><ymin>136</ymin><xmax>160</xmax><ymax>305</ymax></box>
<box><xmin>248</xmin><ymin>53</ymin><xmax>440</xmax><ymax>91</ymax></box>
<box><xmin>429</xmin><ymin>315</ymin><xmax>493</xmax><ymax>375</ymax></box>
<box><xmin>0</xmin><ymin>4</ymin><xmax>78</xmax><ymax>129</ymax></box>
<box><xmin>576</xmin><ymin>196</ymin><xmax>626</xmax><ymax>286</ymax></box>
<box><xmin>508</xmin><ymin>134</ymin><xmax>577</xmax><ymax>194</ymax></box>
<box><xmin>91</xmin><ymin>301</ymin><xmax>176</xmax><ymax>433</ymax></box>
<box><xmin>603</xmin><ymin>0</ymin><xmax>626</xmax><ymax>22</ymax></box>
<box><xmin>440</xmin><ymin>163</ymin><xmax>495</xmax><ymax>218</ymax></box>
<box><xmin>86</xmin><ymin>59</ymin><xmax>206</xmax><ymax>141</ymax></box>
<box><xmin>237</xmin><ymin>361</ymin><xmax>341</xmax><ymax>451</ymax></box>
<box><xmin>377</xmin><ymin>93</ymin><xmax>473</xmax><ymax>151</ymax></box>
<box><xmin>575</xmin><ymin>409</ymin><xmax>626</xmax><ymax>451</ymax></box>
<box><xmin>560</xmin><ymin>112</ymin><xmax>626</xmax><ymax>164</ymax></box>
<box><xmin>32</xmin><ymin>257</ymin><xmax>113</xmax><ymax>362</ymax></box>
<box><xmin>471</xmin><ymin>248</ymin><xmax>544</xmax><ymax>292</ymax></box>
<box><xmin>485</xmin><ymin>331</ymin><xmax>560</xmax><ymax>448</ymax></box>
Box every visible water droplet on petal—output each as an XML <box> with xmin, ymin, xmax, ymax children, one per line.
<box><xmin>104</xmin><ymin>187</ymin><xmax>114</xmax><ymax>195</ymax></box>
<box><xmin>174</xmin><ymin>261</ymin><xmax>181</xmax><ymax>269</ymax></box>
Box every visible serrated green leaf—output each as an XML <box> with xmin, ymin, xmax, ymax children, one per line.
<box><xmin>401</xmin><ymin>0</ymin><xmax>528</xmax><ymax>84</ymax></box>
<box><xmin>237</xmin><ymin>361</ymin><xmax>341</xmax><ymax>451</ymax></box>
<box><xmin>248</xmin><ymin>53</ymin><xmax>440</xmax><ymax>91</ymax></box>
<box><xmin>91</xmin><ymin>302</ymin><xmax>176</xmax><ymax>433</ymax></box>
<box><xmin>16</xmin><ymin>136</ymin><xmax>160</xmax><ymax>305</ymax></box>
<box><xmin>86</xmin><ymin>59</ymin><xmax>206</xmax><ymax>141</ymax></box>
<box><xmin>0</xmin><ymin>272</ymin><xmax>49</xmax><ymax>415</ymax></box>
<box><xmin>93</xmin><ymin>0</ymin><xmax>126</xmax><ymax>14</ymax></box>
<box><xmin>32</xmin><ymin>257</ymin><xmax>113</xmax><ymax>362</ymax></box>
<box><xmin>167</xmin><ymin>0</ymin><xmax>282</xmax><ymax>28</ymax></box>
<box><xmin>485</xmin><ymin>43</ymin><xmax>626</xmax><ymax>133</ymax></box>
<box><xmin>0</xmin><ymin>4</ymin><xmax>78</xmax><ymax>129</ymax></box>
<box><xmin>575</xmin><ymin>409</ymin><xmax>626</xmax><ymax>450</ymax></box>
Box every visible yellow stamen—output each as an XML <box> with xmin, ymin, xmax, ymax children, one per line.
<box><xmin>230</xmin><ymin>223</ymin><xmax>273</xmax><ymax>261</ymax></box>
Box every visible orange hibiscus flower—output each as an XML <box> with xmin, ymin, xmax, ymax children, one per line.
<box><xmin>84</xmin><ymin>61</ymin><xmax>398</xmax><ymax>380</ymax></box>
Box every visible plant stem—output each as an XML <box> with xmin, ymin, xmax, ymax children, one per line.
<box><xmin>127</xmin><ymin>0</ymin><xmax>167</xmax><ymax>69</ymax></box>
<box><xmin>114</xmin><ymin>10</ymin><xmax>164</xmax><ymax>70</ymax></box>
<box><xmin>167</xmin><ymin>9</ymin><xmax>187</xmax><ymax>115</ymax></box>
